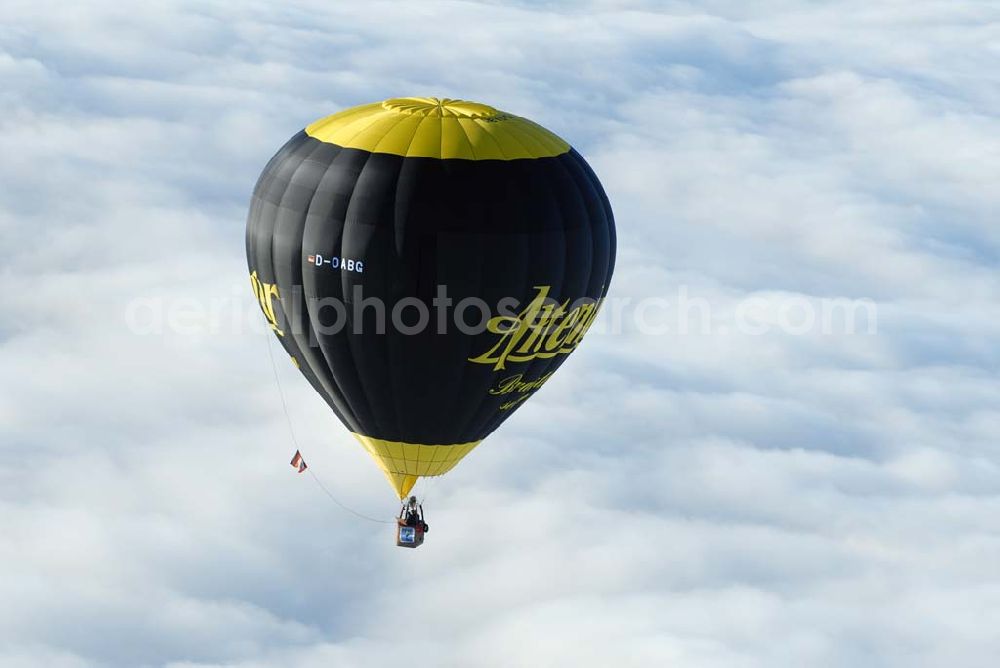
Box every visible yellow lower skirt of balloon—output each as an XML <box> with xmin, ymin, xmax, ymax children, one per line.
<box><xmin>352</xmin><ymin>433</ymin><xmax>482</xmax><ymax>498</ymax></box>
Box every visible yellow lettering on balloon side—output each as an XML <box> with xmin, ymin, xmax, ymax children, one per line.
<box><xmin>469</xmin><ymin>286</ymin><xmax>603</xmax><ymax>370</ymax></box>
<box><xmin>489</xmin><ymin>371</ymin><xmax>555</xmax><ymax>411</ymax></box>
<box><xmin>249</xmin><ymin>270</ymin><xmax>284</xmax><ymax>336</ymax></box>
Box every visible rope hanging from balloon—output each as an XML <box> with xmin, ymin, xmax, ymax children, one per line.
<box><xmin>264</xmin><ymin>332</ymin><xmax>395</xmax><ymax>525</ymax></box>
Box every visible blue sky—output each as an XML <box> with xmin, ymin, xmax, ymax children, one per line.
<box><xmin>1</xmin><ymin>2</ymin><xmax>999</xmax><ymax>667</ymax></box>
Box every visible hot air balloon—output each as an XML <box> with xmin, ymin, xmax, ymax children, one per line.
<box><xmin>246</xmin><ymin>97</ymin><xmax>615</xmax><ymax>522</ymax></box>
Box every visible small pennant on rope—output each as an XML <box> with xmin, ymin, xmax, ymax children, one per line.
<box><xmin>290</xmin><ymin>450</ymin><xmax>307</xmax><ymax>473</ymax></box>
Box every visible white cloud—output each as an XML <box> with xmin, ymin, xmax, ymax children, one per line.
<box><xmin>1</xmin><ymin>1</ymin><xmax>998</xmax><ymax>666</ymax></box>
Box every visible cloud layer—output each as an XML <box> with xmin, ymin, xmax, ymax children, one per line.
<box><xmin>1</xmin><ymin>1</ymin><xmax>998</xmax><ymax>666</ymax></box>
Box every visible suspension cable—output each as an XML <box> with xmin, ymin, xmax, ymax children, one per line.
<box><xmin>264</xmin><ymin>333</ymin><xmax>395</xmax><ymax>525</ymax></box>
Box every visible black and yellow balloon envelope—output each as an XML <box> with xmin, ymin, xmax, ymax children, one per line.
<box><xmin>246</xmin><ymin>97</ymin><xmax>615</xmax><ymax>498</ymax></box>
